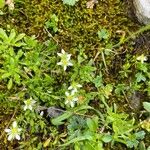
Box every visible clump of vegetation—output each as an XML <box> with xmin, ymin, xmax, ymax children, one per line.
<box><xmin>63</xmin><ymin>0</ymin><xmax>79</xmax><ymax>6</ymax></box>
<box><xmin>0</xmin><ymin>0</ymin><xmax>150</xmax><ymax>149</ymax></box>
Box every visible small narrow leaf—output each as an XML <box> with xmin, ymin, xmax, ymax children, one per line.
<box><xmin>7</xmin><ymin>78</ymin><xmax>13</xmax><ymax>90</ymax></box>
<box><xmin>51</xmin><ymin>111</ymin><xmax>73</xmax><ymax>125</ymax></box>
<box><xmin>9</xmin><ymin>29</ymin><xmax>16</xmax><ymax>42</ymax></box>
<box><xmin>1</xmin><ymin>72</ymin><xmax>11</xmax><ymax>79</ymax></box>
<box><xmin>0</xmin><ymin>28</ymin><xmax>8</xmax><ymax>40</ymax></box>
<box><xmin>143</xmin><ymin>102</ymin><xmax>150</xmax><ymax>112</ymax></box>
<box><xmin>14</xmin><ymin>33</ymin><xmax>25</xmax><ymax>43</ymax></box>
<box><xmin>43</xmin><ymin>138</ymin><xmax>51</xmax><ymax>147</ymax></box>
<box><xmin>60</xmin><ymin>136</ymin><xmax>91</xmax><ymax>147</ymax></box>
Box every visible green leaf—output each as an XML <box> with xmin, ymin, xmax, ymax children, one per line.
<box><xmin>102</xmin><ymin>84</ymin><xmax>113</xmax><ymax>99</ymax></box>
<box><xmin>9</xmin><ymin>29</ymin><xmax>16</xmax><ymax>42</ymax></box>
<box><xmin>14</xmin><ymin>33</ymin><xmax>25</xmax><ymax>43</ymax></box>
<box><xmin>51</xmin><ymin>111</ymin><xmax>73</xmax><ymax>125</ymax></box>
<box><xmin>45</xmin><ymin>14</ymin><xmax>58</xmax><ymax>33</ymax></box>
<box><xmin>139</xmin><ymin>141</ymin><xmax>146</xmax><ymax>150</ymax></box>
<box><xmin>143</xmin><ymin>102</ymin><xmax>150</xmax><ymax>112</ymax></box>
<box><xmin>51</xmin><ymin>106</ymin><xmax>87</xmax><ymax>125</ymax></box>
<box><xmin>102</xmin><ymin>134</ymin><xmax>112</xmax><ymax>143</ymax></box>
<box><xmin>135</xmin><ymin>72</ymin><xmax>146</xmax><ymax>82</ymax></box>
<box><xmin>93</xmin><ymin>75</ymin><xmax>103</xmax><ymax>88</ymax></box>
<box><xmin>51</xmin><ymin>105</ymin><xmax>103</xmax><ymax>126</ymax></box>
<box><xmin>62</xmin><ymin>0</ymin><xmax>78</xmax><ymax>6</ymax></box>
<box><xmin>14</xmin><ymin>73</ymin><xmax>20</xmax><ymax>84</ymax></box>
<box><xmin>17</xmin><ymin>49</ymin><xmax>24</xmax><ymax>59</ymax></box>
<box><xmin>7</xmin><ymin>78</ymin><xmax>13</xmax><ymax>90</ymax></box>
<box><xmin>0</xmin><ymin>0</ymin><xmax>5</xmax><ymax>9</ymax></box>
<box><xmin>86</xmin><ymin>116</ymin><xmax>98</xmax><ymax>132</ymax></box>
<box><xmin>126</xmin><ymin>139</ymin><xmax>139</xmax><ymax>148</ymax></box>
<box><xmin>1</xmin><ymin>72</ymin><xmax>11</xmax><ymax>79</ymax></box>
<box><xmin>60</xmin><ymin>135</ymin><xmax>91</xmax><ymax>147</ymax></box>
<box><xmin>74</xmin><ymin>143</ymin><xmax>80</xmax><ymax>150</ymax></box>
<box><xmin>0</xmin><ymin>28</ymin><xmax>8</xmax><ymax>41</ymax></box>
<box><xmin>14</xmin><ymin>42</ymin><xmax>26</xmax><ymax>47</ymax></box>
<box><xmin>115</xmin><ymin>84</ymin><xmax>126</xmax><ymax>95</ymax></box>
<box><xmin>98</xmin><ymin>29</ymin><xmax>109</xmax><ymax>40</ymax></box>
<box><xmin>43</xmin><ymin>138</ymin><xmax>51</xmax><ymax>148</ymax></box>
<box><xmin>135</xmin><ymin>131</ymin><xmax>145</xmax><ymax>140</ymax></box>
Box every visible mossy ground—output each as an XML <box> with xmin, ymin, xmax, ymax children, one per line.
<box><xmin>0</xmin><ymin>0</ymin><xmax>149</xmax><ymax>149</ymax></box>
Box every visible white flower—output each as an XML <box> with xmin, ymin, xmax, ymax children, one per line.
<box><xmin>23</xmin><ymin>97</ymin><xmax>36</xmax><ymax>111</ymax></box>
<box><xmin>65</xmin><ymin>91</ymin><xmax>78</xmax><ymax>107</ymax></box>
<box><xmin>57</xmin><ymin>49</ymin><xmax>73</xmax><ymax>71</ymax></box>
<box><xmin>5</xmin><ymin>121</ymin><xmax>22</xmax><ymax>141</ymax></box>
<box><xmin>68</xmin><ymin>82</ymin><xmax>82</xmax><ymax>94</ymax></box>
<box><xmin>137</xmin><ymin>54</ymin><xmax>148</xmax><ymax>63</ymax></box>
<box><xmin>40</xmin><ymin>111</ymin><xmax>44</xmax><ymax>116</ymax></box>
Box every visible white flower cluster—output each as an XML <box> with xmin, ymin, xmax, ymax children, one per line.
<box><xmin>5</xmin><ymin>97</ymin><xmax>36</xmax><ymax>141</ymax></box>
<box><xmin>5</xmin><ymin>121</ymin><xmax>22</xmax><ymax>141</ymax></box>
<box><xmin>23</xmin><ymin>97</ymin><xmax>36</xmax><ymax>111</ymax></box>
<box><xmin>57</xmin><ymin>49</ymin><xmax>73</xmax><ymax>71</ymax></box>
<box><xmin>65</xmin><ymin>82</ymin><xmax>82</xmax><ymax>107</ymax></box>
<box><xmin>57</xmin><ymin>49</ymin><xmax>82</xmax><ymax>107</ymax></box>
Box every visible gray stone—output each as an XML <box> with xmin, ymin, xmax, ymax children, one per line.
<box><xmin>47</xmin><ymin>107</ymin><xmax>63</xmax><ymax>118</ymax></box>
<box><xmin>133</xmin><ymin>0</ymin><xmax>150</xmax><ymax>24</ymax></box>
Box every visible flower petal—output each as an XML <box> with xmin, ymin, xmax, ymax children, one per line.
<box><xmin>70</xmin><ymin>101</ymin><xmax>75</xmax><ymax>107</ymax></box>
<box><xmin>57</xmin><ymin>62</ymin><xmax>63</xmax><ymax>66</ymax></box>
<box><xmin>18</xmin><ymin>128</ymin><xmax>22</xmax><ymax>132</ymax></box>
<box><xmin>71</xmin><ymin>89</ymin><xmax>77</xmax><ymax>94</ymax></box>
<box><xmin>24</xmin><ymin>106</ymin><xmax>27</xmax><ymax>111</ymax></box>
<box><xmin>68</xmin><ymin>62</ymin><xmax>73</xmax><ymax>66</ymax></box>
<box><xmin>64</xmin><ymin>65</ymin><xmax>67</xmax><ymax>71</ymax></box>
<box><xmin>61</xmin><ymin>49</ymin><xmax>65</xmax><ymax>54</ymax></box>
<box><xmin>29</xmin><ymin>105</ymin><xmax>32</xmax><ymax>110</ymax></box>
<box><xmin>67</xmin><ymin>54</ymin><xmax>71</xmax><ymax>60</ymax></box>
<box><xmin>32</xmin><ymin>100</ymin><xmax>36</xmax><ymax>104</ymax></box>
<box><xmin>40</xmin><ymin>111</ymin><xmax>44</xmax><ymax>116</ymax></box>
<box><xmin>77</xmin><ymin>84</ymin><xmax>82</xmax><ymax>88</ymax></box>
<box><xmin>65</xmin><ymin>100</ymin><xmax>69</xmax><ymax>105</ymax></box>
<box><xmin>73</xmin><ymin>98</ymin><xmax>78</xmax><ymax>102</ymax></box>
<box><xmin>15</xmin><ymin>134</ymin><xmax>21</xmax><ymax>140</ymax></box>
<box><xmin>24</xmin><ymin>101</ymin><xmax>27</xmax><ymax>105</ymax></box>
<box><xmin>65</xmin><ymin>92</ymin><xmax>69</xmax><ymax>96</ymax></box>
<box><xmin>5</xmin><ymin>129</ymin><xmax>11</xmax><ymax>133</ymax></box>
<box><xmin>12</xmin><ymin>121</ymin><xmax>17</xmax><ymax>128</ymax></box>
<box><xmin>68</xmin><ymin>86</ymin><xmax>73</xmax><ymax>90</ymax></box>
<box><xmin>57</xmin><ymin>53</ymin><xmax>62</xmax><ymax>57</ymax></box>
<box><xmin>8</xmin><ymin>135</ymin><xmax>13</xmax><ymax>141</ymax></box>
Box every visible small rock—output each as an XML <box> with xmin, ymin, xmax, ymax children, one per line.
<box><xmin>47</xmin><ymin>107</ymin><xmax>63</xmax><ymax>118</ymax></box>
<box><xmin>129</xmin><ymin>91</ymin><xmax>143</xmax><ymax>112</ymax></box>
<box><xmin>133</xmin><ymin>0</ymin><xmax>150</xmax><ymax>24</ymax></box>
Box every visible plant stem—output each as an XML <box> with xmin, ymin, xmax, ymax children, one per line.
<box><xmin>113</xmin><ymin>24</ymin><xmax>150</xmax><ymax>48</ymax></box>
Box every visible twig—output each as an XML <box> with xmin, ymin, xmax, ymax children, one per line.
<box><xmin>101</xmin><ymin>51</ymin><xmax>109</xmax><ymax>74</ymax></box>
<box><xmin>122</xmin><ymin>91</ymin><xmax>133</xmax><ymax>109</ymax></box>
<box><xmin>113</xmin><ymin>24</ymin><xmax>150</xmax><ymax>48</ymax></box>
<box><xmin>44</xmin><ymin>27</ymin><xmax>60</xmax><ymax>47</ymax></box>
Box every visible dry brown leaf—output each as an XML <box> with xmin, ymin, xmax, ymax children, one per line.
<box><xmin>86</xmin><ymin>0</ymin><xmax>98</xmax><ymax>9</ymax></box>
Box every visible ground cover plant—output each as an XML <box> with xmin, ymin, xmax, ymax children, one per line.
<box><xmin>0</xmin><ymin>0</ymin><xmax>150</xmax><ymax>149</ymax></box>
